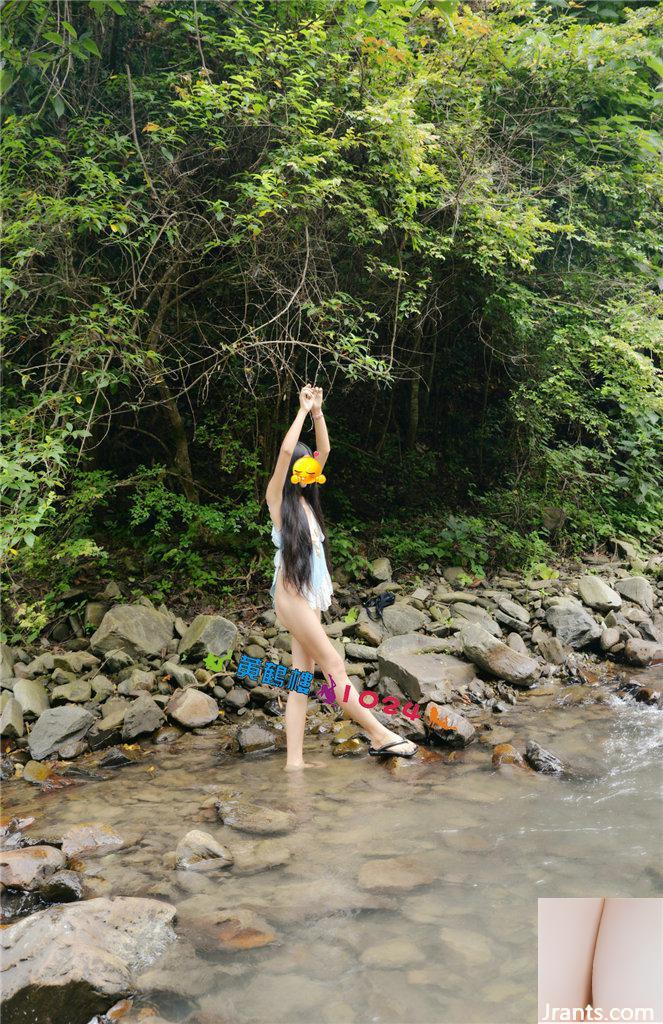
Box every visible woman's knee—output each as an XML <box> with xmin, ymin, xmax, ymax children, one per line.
<box><xmin>322</xmin><ymin>651</ymin><xmax>346</xmax><ymax>680</ymax></box>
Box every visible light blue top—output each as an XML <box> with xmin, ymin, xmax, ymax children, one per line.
<box><xmin>269</xmin><ymin>509</ymin><xmax>334</xmax><ymax>612</ymax></box>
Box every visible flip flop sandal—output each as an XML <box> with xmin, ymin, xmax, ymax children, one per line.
<box><xmin>368</xmin><ymin>739</ymin><xmax>417</xmax><ymax>758</ymax></box>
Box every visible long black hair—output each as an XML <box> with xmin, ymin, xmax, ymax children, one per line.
<box><xmin>280</xmin><ymin>442</ymin><xmax>332</xmax><ymax>594</ymax></box>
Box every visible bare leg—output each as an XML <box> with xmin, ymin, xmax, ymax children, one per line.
<box><xmin>537</xmin><ymin>898</ymin><xmax>605</xmax><ymax>1021</ymax></box>
<box><xmin>274</xmin><ymin>575</ymin><xmax>416</xmax><ymax>762</ymax></box>
<box><xmin>592</xmin><ymin>898</ymin><xmax>663</xmax><ymax>1021</ymax></box>
<box><xmin>284</xmin><ymin>633</ymin><xmax>320</xmax><ymax>770</ymax></box>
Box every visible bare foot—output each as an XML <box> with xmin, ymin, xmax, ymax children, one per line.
<box><xmin>285</xmin><ymin>760</ymin><xmax>325</xmax><ymax>771</ymax></box>
<box><xmin>371</xmin><ymin>730</ymin><xmax>417</xmax><ymax>757</ymax></box>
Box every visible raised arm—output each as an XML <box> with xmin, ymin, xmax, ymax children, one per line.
<box><xmin>266</xmin><ymin>385</ymin><xmax>314</xmax><ymax>527</ymax></box>
<box><xmin>310</xmin><ymin>386</ymin><xmax>330</xmax><ymax>471</ymax></box>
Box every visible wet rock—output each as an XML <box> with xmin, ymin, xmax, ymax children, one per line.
<box><xmin>167</xmin><ymin>688</ymin><xmax>218</xmax><ymax>728</ymax></box>
<box><xmin>369</xmin><ymin>557</ymin><xmax>392</xmax><ymax>582</ymax></box>
<box><xmin>460</xmin><ymin>624</ymin><xmax>540</xmax><ymax>687</ymax></box>
<box><xmin>377</xmin><ymin>633</ymin><xmax>475</xmax><ymax>702</ymax></box>
<box><xmin>497</xmin><ymin>596</ymin><xmax>530</xmax><ymax>623</ymax></box>
<box><xmin>0</xmin><ymin>755</ymin><xmax>16</xmax><ymax>780</ymax></box>
<box><xmin>524</xmin><ymin>741</ymin><xmax>564</xmax><ymax>775</ymax></box>
<box><xmin>360</xmin><ymin>938</ymin><xmax>424</xmax><ymax>968</ymax></box>
<box><xmin>225</xmin><ymin>686</ymin><xmax>250</xmax><ymax>710</ymax></box>
<box><xmin>39</xmin><ymin>869</ymin><xmax>85</xmax><ymax>903</ymax></box>
<box><xmin>51</xmin><ymin>679</ymin><xmax>92</xmax><ymax>704</ymax></box>
<box><xmin>90</xmin><ymin>604</ymin><xmax>174</xmax><ymax>659</ymax></box>
<box><xmin>615</xmin><ymin>576</ymin><xmax>655</xmax><ymax>613</ymax></box>
<box><xmin>439</xmin><ymin>927</ymin><xmax>492</xmax><ymax>965</ymax></box>
<box><xmin>492</xmin><ymin>743</ymin><xmax>526</xmax><ymax>768</ymax></box>
<box><xmin>174</xmin><ymin>830</ymin><xmax>233</xmax><ymax>871</ymax></box>
<box><xmin>545</xmin><ymin>597</ymin><xmax>601</xmax><ymax>649</ymax></box>
<box><xmin>98</xmin><ymin>745</ymin><xmax>143</xmax><ymax>769</ymax></box>
<box><xmin>1</xmin><ymin>896</ymin><xmax>176</xmax><ymax>1024</ymax></box>
<box><xmin>237</xmin><ymin>723</ymin><xmax>277</xmax><ymax>754</ymax></box>
<box><xmin>159</xmin><ymin>660</ymin><xmax>199</xmax><ymax>689</ymax></box>
<box><xmin>0</xmin><ymin>846</ymin><xmax>66</xmax><ymax>890</ymax></box>
<box><xmin>0</xmin><ymin>696</ymin><xmax>24</xmax><ymax>737</ymax></box>
<box><xmin>381</xmin><ymin>603</ymin><xmax>427</xmax><ymax>637</ymax></box>
<box><xmin>28</xmin><ymin>706</ymin><xmax>95</xmax><ymax>761</ymax></box>
<box><xmin>332</xmin><ymin>737</ymin><xmax>365</xmax><ymax>757</ymax></box>
<box><xmin>230</xmin><ymin>839</ymin><xmax>291</xmax><ymax>875</ymax></box>
<box><xmin>424</xmin><ymin>704</ymin><xmax>475</xmax><ymax>748</ymax></box>
<box><xmin>177</xmin><ymin>613</ymin><xmax>238</xmax><ymax>660</ymax></box>
<box><xmin>578</xmin><ymin>576</ymin><xmax>622</xmax><ymax>612</ymax></box>
<box><xmin>180</xmin><ymin>903</ymin><xmax>277</xmax><ymax>952</ymax></box>
<box><xmin>624</xmin><ymin>638</ymin><xmax>663</xmax><ymax>667</ymax></box>
<box><xmin>12</xmin><ymin>679</ymin><xmax>49</xmax><ymax>718</ymax></box>
<box><xmin>60</xmin><ymin>823</ymin><xmax>125</xmax><ymax>857</ymax></box>
<box><xmin>215</xmin><ymin>797</ymin><xmax>294</xmax><ymax>836</ymax></box>
<box><xmin>122</xmin><ymin>693</ymin><xmax>166</xmax><ymax>740</ymax></box>
<box><xmin>358</xmin><ymin>855</ymin><xmax>438</xmax><ymax>893</ymax></box>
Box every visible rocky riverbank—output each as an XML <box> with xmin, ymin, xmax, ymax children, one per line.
<box><xmin>1</xmin><ymin>540</ymin><xmax>662</xmax><ymax>1023</ymax></box>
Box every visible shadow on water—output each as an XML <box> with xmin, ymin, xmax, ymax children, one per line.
<box><xmin>3</xmin><ymin>671</ymin><xmax>662</xmax><ymax>1024</ymax></box>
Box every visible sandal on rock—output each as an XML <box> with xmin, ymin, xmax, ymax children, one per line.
<box><xmin>368</xmin><ymin>739</ymin><xmax>416</xmax><ymax>759</ymax></box>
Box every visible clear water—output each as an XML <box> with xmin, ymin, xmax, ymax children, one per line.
<box><xmin>4</xmin><ymin>672</ymin><xmax>662</xmax><ymax>1024</ymax></box>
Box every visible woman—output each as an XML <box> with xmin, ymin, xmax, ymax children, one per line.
<box><xmin>266</xmin><ymin>383</ymin><xmax>418</xmax><ymax>770</ymax></box>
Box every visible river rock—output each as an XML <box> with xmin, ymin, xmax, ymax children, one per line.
<box><xmin>174</xmin><ymin>830</ymin><xmax>234</xmax><ymax>871</ymax></box>
<box><xmin>460</xmin><ymin>624</ymin><xmax>540</xmax><ymax>687</ymax></box>
<box><xmin>524</xmin><ymin>741</ymin><xmax>564</xmax><ymax>775</ymax></box>
<box><xmin>39</xmin><ymin>869</ymin><xmax>85</xmax><ymax>903</ymax></box>
<box><xmin>90</xmin><ymin>604</ymin><xmax>173</xmax><ymax>659</ymax></box>
<box><xmin>615</xmin><ymin>576</ymin><xmax>655</xmax><ymax>613</ymax></box>
<box><xmin>28</xmin><ymin>706</ymin><xmax>95</xmax><ymax>760</ymax></box>
<box><xmin>215</xmin><ymin>797</ymin><xmax>294</xmax><ymax>836</ymax></box>
<box><xmin>0</xmin><ymin>846</ymin><xmax>67</xmax><ymax>890</ymax></box>
<box><xmin>358</xmin><ymin>855</ymin><xmax>437</xmax><ymax>893</ymax></box>
<box><xmin>101</xmin><ymin>648</ymin><xmax>134</xmax><ymax>673</ymax></box>
<box><xmin>369</xmin><ymin>557</ymin><xmax>392</xmax><ymax>582</ymax></box>
<box><xmin>450</xmin><ymin>602</ymin><xmax>502</xmax><ymax>637</ymax></box>
<box><xmin>360</xmin><ymin>938</ymin><xmax>424</xmax><ymax>968</ymax></box>
<box><xmin>345</xmin><ymin>642</ymin><xmax>379</xmax><ymax>661</ymax></box>
<box><xmin>492</xmin><ymin>743</ymin><xmax>525</xmax><ymax>768</ymax></box>
<box><xmin>624</xmin><ymin>638</ymin><xmax>663</xmax><ymax>667</ymax></box>
<box><xmin>60</xmin><ymin>823</ymin><xmax>125</xmax><ymax>857</ymax></box>
<box><xmin>532</xmin><ymin>627</ymin><xmax>567</xmax><ymax>665</ymax></box>
<box><xmin>122</xmin><ymin>693</ymin><xmax>165</xmax><ymax>739</ymax></box>
<box><xmin>424</xmin><ymin>704</ymin><xmax>475</xmax><ymax>748</ymax></box>
<box><xmin>12</xmin><ymin>678</ymin><xmax>49</xmax><ymax>717</ymax></box>
<box><xmin>159</xmin><ymin>660</ymin><xmax>199</xmax><ymax>688</ymax></box>
<box><xmin>545</xmin><ymin>597</ymin><xmax>601</xmax><ymax>649</ymax></box>
<box><xmin>53</xmin><ymin>652</ymin><xmax>100</xmax><ymax>674</ymax></box>
<box><xmin>230</xmin><ymin>839</ymin><xmax>291</xmax><ymax>875</ymax></box>
<box><xmin>497</xmin><ymin>596</ymin><xmax>530</xmax><ymax>623</ymax></box>
<box><xmin>600</xmin><ymin>627</ymin><xmax>621</xmax><ymax>652</ymax></box>
<box><xmin>578</xmin><ymin>576</ymin><xmax>622</xmax><ymax>612</ymax></box>
<box><xmin>0</xmin><ymin>644</ymin><xmax>16</xmax><ymax>686</ymax></box>
<box><xmin>0</xmin><ymin>696</ymin><xmax>24</xmax><ymax>737</ymax></box>
<box><xmin>117</xmin><ymin>668</ymin><xmax>156</xmax><ymax>696</ymax></box>
<box><xmin>178</xmin><ymin>614</ymin><xmax>238</xmax><ymax>660</ymax></box>
<box><xmin>377</xmin><ymin>633</ymin><xmax>475</xmax><ymax>702</ymax></box>
<box><xmin>237</xmin><ymin>723</ymin><xmax>277</xmax><ymax>753</ymax></box>
<box><xmin>225</xmin><ymin>686</ymin><xmax>250</xmax><ymax>710</ymax></box>
<box><xmin>1</xmin><ymin>896</ymin><xmax>176</xmax><ymax>1024</ymax></box>
<box><xmin>90</xmin><ymin>675</ymin><xmax>115</xmax><ymax>701</ymax></box>
<box><xmin>381</xmin><ymin>603</ymin><xmax>427</xmax><ymax>637</ymax></box>
<box><xmin>167</xmin><ymin>688</ymin><xmax>218</xmax><ymax>727</ymax></box>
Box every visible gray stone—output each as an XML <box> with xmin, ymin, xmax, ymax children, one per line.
<box><xmin>216</xmin><ymin>798</ymin><xmax>294</xmax><ymax>836</ymax></box>
<box><xmin>84</xmin><ymin>601</ymin><xmax>108</xmax><ymax>630</ymax></box>
<box><xmin>28</xmin><ymin>706</ymin><xmax>95</xmax><ymax>761</ymax></box>
<box><xmin>174</xmin><ymin>830</ymin><xmax>233</xmax><ymax>871</ymax></box>
<box><xmin>612</xmin><ymin>537</ymin><xmax>640</xmax><ymax>561</ymax></box>
<box><xmin>122</xmin><ymin>693</ymin><xmax>166</xmax><ymax>739</ymax></box>
<box><xmin>51</xmin><ymin>679</ymin><xmax>92</xmax><ymax>704</ymax></box>
<box><xmin>460</xmin><ymin>624</ymin><xmax>540</xmax><ymax>687</ymax></box>
<box><xmin>167</xmin><ymin>688</ymin><xmax>218</xmax><ymax>728</ymax></box>
<box><xmin>506</xmin><ymin>633</ymin><xmax>529</xmax><ymax>656</ymax></box>
<box><xmin>524</xmin><ymin>741</ymin><xmax>564</xmax><ymax>775</ymax></box>
<box><xmin>377</xmin><ymin>633</ymin><xmax>475</xmax><ymax>703</ymax></box>
<box><xmin>117</xmin><ymin>668</ymin><xmax>156</xmax><ymax>696</ymax></box>
<box><xmin>496</xmin><ymin>596</ymin><xmax>530</xmax><ymax>623</ymax></box>
<box><xmin>53</xmin><ymin>652</ymin><xmax>100</xmax><ymax>674</ymax></box>
<box><xmin>615</xmin><ymin>576</ymin><xmax>655</xmax><ymax>613</ymax></box>
<box><xmin>344</xmin><ymin>642</ymin><xmax>379</xmax><ymax>661</ymax></box>
<box><xmin>178</xmin><ymin>614</ymin><xmax>238</xmax><ymax>660</ymax></box>
<box><xmin>624</xmin><ymin>638</ymin><xmax>663</xmax><ymax>667</ymax></box>
<box><xmin>577</xmin><ymin>576</ymin><xmax>622</xmax><ymax>612</ymax></box>
<box><xmin>224</xmin><ymin>686</ymin><xmax>250</xmax><ymax>710</ymax></box>
<box><xmin>381</xmin><ymin>603</ymin><xmax>427</xmax><ymax>637</ymax></box>
<box><xmin>90</xmin><ymin>604</ymin><xmax>173</xmax><ymax>659</ymax></box>
<box><xmin>12</xmin><ymin>679</ymin><xmax>49</xmax><ymax>718</ymax></box>
<box><xmin>451</xmin><ymin>602</ymin><xmax>503</xmax><ymax>637</ymax></box>
<box><xmin>39</xmin><ymin>870</ymin><xmax>85</xmax><ymax>903</ymax></box>
<box><xmin>532</xmin><ymin>627</ymin><xmax>567</xmax><ymax>665</ymax></box>
<box><xmin>369</xmin><ymin>557</ymin><xmax>392</xmax><ymax>582</ymax></box>
<box><xmin>237</xmin><ymin>723</ymin><xmax>277</xmax><ymax>754</ymax></box>
<box><xmin>0</xmin><ymin>696</ymin><xmax>24</xmax><ymax>737</ymax></box>
<box><xmin>545</xmin><ymin>598</ymin><xmax>601</xmax><ymax>649</ymax></box>
<box><xmin>90</xmin><ymin>675</ymin><xmax>115</xmax><ymax>701</ymax></box>
<box><xmin>0</xmin><ymin>644</ymin><xmax>17</xmax><ymax>686</ymax></box>
<box><xmin>1</xmin><ymin>896</ymin><xmax>176</xmax><ymax>1024</ymax></box>
<box><xmin>600</xmin><ymin>628</ymin><xmax>621</xmax><ymax>652</ymax></box>
<box><xmin>101</xmin><ymin>648</ymin><xmax>134</xmax><ymax>673</ymax></box>
<box><xmin>424</xmin><ymin>704</ymin><xmax>475</xmax><ymax>747</ymax></box>
<box><xmin>159</xmin><ymin>660</ymin><xmax>199</xmax><ymax>688</ymax></box>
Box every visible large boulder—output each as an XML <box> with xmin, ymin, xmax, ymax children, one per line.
<box><xmin>167</xmin><ymin>688</ymin><xmax>218</xmax><ymax>728</ymax></box>
<box><xmin>90</xmin><ymin>604</ymin><xmax>173</xmax><ymax>659</ymax></box>
<box><xmin>377</xmin><ymin>634</ymin><xmax>475</xmax><ymax>703</ymax></box>
<box><xmin>381</xmin><ymin>604</ymin><xmax>427</xmax><ymax>637</ymax></box>
<box><xmin>615</xmin><ymin>576</ymin><xmax>655</xmax><ymax>614</ymax></box>
<box><xmin>177</xmin><ymin>614</ymin><xmax>238</xmax><ymax>660</ymax></box>
<box><xmin>460</xmin><ymin>623</ymin><xmax>540</xmax><ymax>687</ymax></box>
<box><xmin>1</xmin><ymin>896</ymin><xmax>176</xmax><ymax>1024</ymax></box>
<box><xmin>28</xmin><ymin>706</ymin><xmax>95</xmax><ymax>761</ymax></box>
<box><xmin>545</xmin><ymin>597</ymin><xmax>601</xmax><ymax>649</ymax></box>
<box><xmin>577</xmin><ymin>576</ymin><xmax>622</xmax><ymax>613</ymax></box>
<box><xmin>12</xmin><ymin>678</ymin><xmax>49</xmax><ymax>718</ymax></box>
